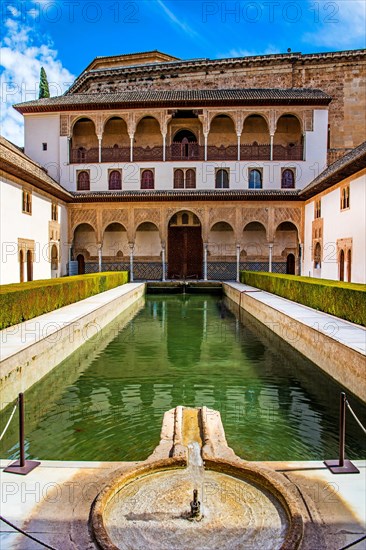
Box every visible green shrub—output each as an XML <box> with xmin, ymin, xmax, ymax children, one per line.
<box><xmin>0</xmin><ymin>272</ymin><xmax>129</xmax><ymax>329</ymax></box>
<box><xmin>240</xmin><ymin>271</ymin><xmax>366</xmax><ymax>326</ymax></box>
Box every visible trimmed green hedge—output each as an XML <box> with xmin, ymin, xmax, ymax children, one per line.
<box><xmin>0</xmin><ymin>272</ymin><xmax>129</xmax><ymax>329</ymax></box>
<box><xmin>240</xmin><ymin>271</ymin><xmax>366</xmax><ymax>326</ymax></box>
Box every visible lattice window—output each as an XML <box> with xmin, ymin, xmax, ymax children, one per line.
<box><xmin>248</xmin><ymin>169</ymin><xmax>262</xmax><ymax>189</ymax></box>
<box><xmin>173</xmin><ymin>168</ymin><xmax>196</xmax><ymax>189</ymax></box>
<box><xmin>77</xmin><ymin>171</ymin><xmax>90</xmax><ymax>191</ymax></box>
<box><xmin>22</xmin><ymin>190</ymin><xmax>32</xmax><ymax>214</ymax></box>
<box><xmin>141</xmin><ymin>169</ymin><xmax>154</xmax><ymax>189</ymax></box>
<box><xmin>109</xmin><ymin>170</ymin><xmax>122</xmax><ymax>190</ymax></box>
<box><xmin>340</xmin><ymin>185</ymin><xmax>350</xmax><ymax>210</ymax></box>
<box><xmin>281</xmin><ymin>169</ymin><xmax>295</xmax><ymax>189</ymax></box>
<box><xmin>314</xmin><ymin>199</ymin><xmax>321</xmax><ymax>219</ymax></box>
<box><xmin>215</xmin><ymin>169</ymin><xmax>229</xmax><ymax>189</ymax></box>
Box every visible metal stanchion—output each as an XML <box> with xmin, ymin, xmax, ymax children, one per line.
<box><xmin>324</xmin><ymin>392</ymin><xmax>359</xmax><ymax>474</ymax></box>
<box><xmin>4</xmin><ymin>393</ymin><xmax>40</xmax><ymax>475</ymax></box>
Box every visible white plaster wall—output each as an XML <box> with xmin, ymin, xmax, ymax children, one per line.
<box><xmin>60</xmin><ymin>159</ymin><xmax>325</xmax><ymax>193</ymax></box>
<box><xmin>0</xmin><ymin>176</ymin><xmax>68</xmax><ymax>284</ymax></box>
<box><xmin>24</xmin><ymin>114</ymin><xmax>60</xmax><ymax>182</ymax></box>
<box><xmin>303</xmin><ymin>173</ymin><xmax>366</xmax><ymax>283</ymax></box>
<box><xmin>303</xmin><ymin>202</ymin><xmax>314</xmax><ymax>277</ymax></box>
<box><xmin>305</xmin><ymin>110</ymin><xmax>328</xmax><ymax>175</ymax></box>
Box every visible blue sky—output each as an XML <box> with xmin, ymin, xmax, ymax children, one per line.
<box><xmin>1</xmin><ymin>0</ymin><xmax>365</xmax><ymax>145</ymax></box>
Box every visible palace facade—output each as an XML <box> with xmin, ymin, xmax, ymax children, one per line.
<box><xmin>1</xmin><ymin>49</ymin><xmax>365</xmax><ymax>284</ymax></box>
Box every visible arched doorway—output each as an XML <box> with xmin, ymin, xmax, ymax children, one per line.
<box><xmin>77</xmin><ymin>254</ymin><xmax>85</xmax><ymax>275</ymax></box>
<box><xmin>19</xmin><ymin>250</ymin><xmax>24</xmax><ymax>283</ymax></box>
<box><xmin>51</xmin><ymin>244</ymin><xmax>58</xmax><ymax>276</ymax></box>
<box><xmin>172</xmin><ymin>129</ymin><xmax>198</xmax><ymax>159</ymax></box>
<box><xmin>168</xmin><ymin>211</ymin><xmax>203</xmax><ymax>279</ymax></box>
<box><xmin>286</xmin><ymin>253</ymin><xmax>295</xmax><ymax>275</ymax></box>
<box><xmin>347</xmin><ymin>249</ymin><xmax>352</xmax><ymax>282</ymax></box>
<box><xmin>26</xmin><ymin>250</ymin><xmax>33</xmax><ymax>281</ymax></box>
<box><xmin>339</xmin><ymin>250</ymin><xmax>345</xmax><ymax>281</ymax></box>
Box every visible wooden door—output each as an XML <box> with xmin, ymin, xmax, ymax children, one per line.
<box><xmin>168</xmin><ymin>227</ymin><xmax>203</xmax><ymax>279</ymax></box>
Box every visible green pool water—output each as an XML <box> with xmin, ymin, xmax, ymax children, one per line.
<box><xmin>1</xmin><ymin>294</ymin><xmax>365</xmax><ymax>462</ymax></box>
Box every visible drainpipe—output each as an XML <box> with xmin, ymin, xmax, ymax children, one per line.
<box><xmin>129</xmin><ymin>242</ymin><xmax>134</xmax><ymax>282</ymax></box>
<box><xmin>98</xmin><ymin>245</ymin><xmax>102</xmax><ymax>273</ymax></box>
<box><xmin>161</xmin><ymin>242</ymin><xmax>166</xmax><ymax>281</ymax></box>
<box><xmin>67</xmin><ymin>137</ymin><xmax>71</xmax><ymax>164</ymax></box>
<box><xmin>303</xmin><ymin>133</ymin><xmax>306</xmax><ymax>161</ymax></box>
<box><xmin>162</xmin><ymin>134</ymin><xmax>166</xmax><ymax>162</ymax></box>
<box><xmin>268</xmin><ymin>243</ymin><xmax>273</xmax><ymax>273</ymax></box>
<box><xmin>270</xmin><ymin>134</ymin><xmax>274</xmax><ymax>161</ymax></box>
<box><xmin>204</xmin><ymin>133</ymin><xmax>208</xmax><ymax>161</ymax></box>
<box><xmin>203</xmin><ymin>243</ymin><xmax>208</xmax><ymax>281</ymax></box>
<box><xmin>236</xmin><ymin>244</ymin><xmax>241</xmax><ymax>282</ymax></box>
<box><xmin>98</xmin><ymin>137</ymin><xmax>102</xmax><ymax>163</ymax></box>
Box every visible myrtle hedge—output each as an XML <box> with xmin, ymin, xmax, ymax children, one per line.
<box><xmin>240</xmin><ymin>271</ymin><xmax>366</xmax><ymax>326</ymax></box>
<box><xmin>0</xmin><ymin>272</ymin><xmax>129</xmax><ymax>329</ymax></box>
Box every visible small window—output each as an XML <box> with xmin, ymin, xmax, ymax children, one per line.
<box><xmin>215</xmin><ymin>169</ymin><xmax>229</xmax><ymax>189</ymax></box>
<box><xmin>51</xmin><ymin>203</ymin><xmax>58</xmax><ymax>221</ymax></box>
<box><xmin>314</xmin><ymin>199</ymin><xmax>321</xmax><ymax>219</ymax></box>
<box><xmin>248</xmin><ymin>169</ymin><xmax>262</xmax><ymax>189</ymax></box>
<box><xmin>22</xmin><ymin>190</ymin><xmax>32</xmax><ymax>214</ymax></box>
<box><xmin>182</xmin><ymin>213</ymin><xmax>189</xmax><ymax>225</ymax></box>
<box><xmin>77</xmin><ymin>171</ymin><xmax>90</xmax><ymax>191</ymax></box>
<box><xmin>174</xmin><ymin>168</ymin><xmax>196</xmax><ymax>189</ymax></box>
<box><xmin>174</xmin><ymin>169</ymin><xmax>184</xmax><ymax>189</ymax></box>
<box><xmin>42</xmin><ymin>142</ymin><xmax>47</xmax><ymax>151</ymax></box>
<box><xmin>109</xmin><ymin>170</ymin><xmax>122</xmax><ymax>190</ymax></box>
<box><xmin>340</xmin><ymin>186</ymin><xmax>350</xmax><ymax>210</ymax></box>
<box><xmin>141</xmin><ymin>169</ymin><xmax>154</xmax><ymax>190</ymax></box>
<box><xmin>281</xmin><ymin>169</ymin><xmax>295</xmax><ymax>189</ymax></box>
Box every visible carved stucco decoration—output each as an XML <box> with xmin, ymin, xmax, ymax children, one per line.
<box><xmin>102</xmin><ymin>209</ymin><xmax>130</xmax><ymax>231</ymax></box>
<box><xmin>209</xmin><ymin>207</ymin><xmax>236</xmax><ymax>229</ymax></box>
<box><xmin>274</xmin><ymin>207</ymin><xmax>301</xmax><ymax>232</ymax></box>
<box><xmin>70</xmin><ymin>208</ymin><xmax>98</xmax><ymax>236</ymax></box>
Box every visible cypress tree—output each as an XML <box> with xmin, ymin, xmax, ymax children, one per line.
<box><xmin>39</xmin><ymin>67</ymin><xmax>50</xmax><ymax>99</ymax></box>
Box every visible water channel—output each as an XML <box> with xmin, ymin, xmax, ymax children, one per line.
<box><xmin>1</xmin><ymin>294</ymin><xmax>365</xmax><ymax>462</ymax></box>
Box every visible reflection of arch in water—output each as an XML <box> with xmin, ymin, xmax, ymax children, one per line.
<box><xmin>166</xmin><ymin>296</ymin><xmax>203</xmax><ymax>371</ymax></box>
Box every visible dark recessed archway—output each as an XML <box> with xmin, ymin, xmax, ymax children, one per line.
<box><xmin>168</xmin><ymin>211</ymin><xmax>203</xmax><ymax>279</ymax></box>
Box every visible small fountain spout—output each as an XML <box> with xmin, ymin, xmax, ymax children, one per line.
<box><xmin>188</xmin><ymin>489</ymin><xmax>203</xmax><ymax>522</ymax></box>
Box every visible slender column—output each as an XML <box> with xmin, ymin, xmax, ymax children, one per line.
<box><xmin>161</xmin><ymin>242</ymin><xmax>166</xmax><ymax>281</ymax></box>
<box><xmin>68</xmin><ymin>243</ymin><xmax>72</xmax><ymax>263</ymax></box>
<box><xmin>98</xmin><ymin>138</ymin><xmax>102</xmax><ymax>163</ymax></box>
<box><xmin>268</xmin><ymin>243</ymin><xmax>273</xmax><ymax>273</ymax></box>
<box><xmin>299</xmin><ymin>243</ymin><xmax>304</xmax><ymax>276</ymax></box>
<box><xmin>129</xmin><ymin>242</ymin><xmax>134</xmax><ymax>282</ymax></box>
<box><xmin>98</xmin><ymin>245</ymin><xmax>102</xmax><ymax>273</ymax></box>
<box><xmin>129</xmin><ymin>136</ymin><xmax>134</xmax><ymax>163</ymax></box>
<box><xmin>270</xmin><ymin>134</ymin><xmax>274</xmax><ymax>161</ymax></box>
<box><xmin>236</xmin><ymin>244</ymin><xmax>241</xmax><ymax>282</ymax></box>
<box><xmin>237</xmin><ymin>134</ymin><xmax>241</xmax><ymax>161</ymax></box>
<box><xmin>203</xmin><ymin>243</ymin><xmax>208</xmax><ymax>281</ymax></box>
<box><xmin>204</xmin><ymin>134</ymin><xmax>208</xmax><ymax>161</ymax></box>
<box><xmin>162</xmin><ymin>134</ymin><xmax>166</xmax><ymax>162</ymax></box>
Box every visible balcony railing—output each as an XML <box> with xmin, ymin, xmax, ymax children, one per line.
<box><xmin>240</xmin><ymin>144</ymin><xmax>271</xmax><ymax>160</ymax></box>
<box><xmin>273</xmin><ymin>144</ymin><xmax>303</xmax><ymax>161</ymax></box>
<box><xmin>70</xmin><ymin>143</ymin><xmax>304</xmax><ymax>163</ymax></box>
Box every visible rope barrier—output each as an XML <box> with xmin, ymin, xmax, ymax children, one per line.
<box><xmin>0</xmin><ymin>404</ymin><xmax>17</xmax><ymax>441</ymax></box>
<box><xmin>0</xmin><ymin>515</ymin><xmax>58</xmax><ymax>550</ymax></box>
<box><xmin>346</xmin><ymin>399</ymin><xmax>366</xmax><ymax>435</ymax></box>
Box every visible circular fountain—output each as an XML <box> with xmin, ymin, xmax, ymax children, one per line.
<box><xmin>91</xmin><ymin>407</ymin><xmax>305</xmax><ymax>550</ymax></box>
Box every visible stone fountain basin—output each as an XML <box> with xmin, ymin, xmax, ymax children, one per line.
<box><xmin>90</xmin><ymin>457</ymin><xmax>304</xmax><ymax>550</ymax></box>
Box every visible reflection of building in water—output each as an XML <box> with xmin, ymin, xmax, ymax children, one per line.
<box><xmin>1</xmin><ymin>49</ymin><xmax>365</xmax><ymax>283</ymax></box>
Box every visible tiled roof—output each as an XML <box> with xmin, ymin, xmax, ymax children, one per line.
<box><xmin>70</xmin><ymin>189</ymin><xmax>301</xmax><ymax>202</ymax></box>
<box><xmin>14</xmin><ymin>88</ymin><xmax>331</xmax><ymax>113</ymax></box>
<box><xmin>300</xmin><ymin>141</ymin><xmax>366</xmax><ymax>199</ymax></box>
<box><xmin>0</xmin><ymin>136</ymin><xmax>72</xmax><ymax>201</ymax></box>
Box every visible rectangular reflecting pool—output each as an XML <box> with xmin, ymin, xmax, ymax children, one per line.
<box><xmin>1</xmin><ymin>294</ymin><xmax>365</xmax><ymax>462</ymax></box>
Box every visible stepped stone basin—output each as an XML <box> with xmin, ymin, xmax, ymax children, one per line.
<box><xmin>91</xmin><ymin>407</ymin><xmax>305</xmax><ymax>550</ymax></box>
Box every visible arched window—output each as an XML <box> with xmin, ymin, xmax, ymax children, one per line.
<box><xmin>314</xmin><ymin>242</ymin><xmax>321</xmax><ymax>269</ymax></box>
<box><xmin>109</xmin><ymin>170</ymin><xmax>122</xmax><ymax>190</ymax></box>
<box><xmin>141</xmin><ymin>170</ymin><xmax>154</xmax><ymax>189</ymax></box>
<box><xmin>249</xmin><ymin>169</ymin><xmax>262</xmax><ymax>189</ymax></box>
<box><xmin>215</xmin><ymin>169</ymin><xmax>229</xmax><ymax>189</ymax></box>
<box><xmin>77</xmin><ymin>171</ymin><xmax>90</xmax><ymax>191</ymax></box>
<box><xmin>339</xmin><ymin>250</ymin><xmax>345</xmax><ymax>281</ymax></box>
<box><xmin>186</xmin><ymin>169</ymin><xmax>196</xmax><ymax>189</ymax></box>
<box><xmin>174</xmin><ymin>169</ymin><xmax>184</xmax><ymax>189</ymax></box>
<box><xmin>281</xmin><ymin>169</ymin><xmax>295</xmax><ymax>189</ymax></box>
<box><xmin>51</xmin><ymin>245</ymin><xmax>58</xmax><ymax>271</ymax></box>
<box><xmin>182</xmin><ymin>213</ymin><xmax>189</xmax><ymax>225</ymax></box>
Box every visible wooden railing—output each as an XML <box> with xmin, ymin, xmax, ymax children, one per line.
<box><xmin>273</xmin><ymin>144</ymin><xmax>303</xmax><ymax>161</ymax></box>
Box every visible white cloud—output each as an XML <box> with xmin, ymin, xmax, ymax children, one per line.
<box><xmin>219</xmin><ymin>46</ymin><xmax>280</xmax><ymax>59</ymax></box>
<box><xmin>0</xmin><ymin>9</ymin><xmax>74</xmax><ymax>147</ymax></box>
<box><xmin>303</xmin><ymin>0</ymin><xmax>366</xmax><ymax>48</ymax></box>
<box><xmin>155</xmin><ymin>0</ymin><xmax>200</xmax><ymax>39</ymax></box>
